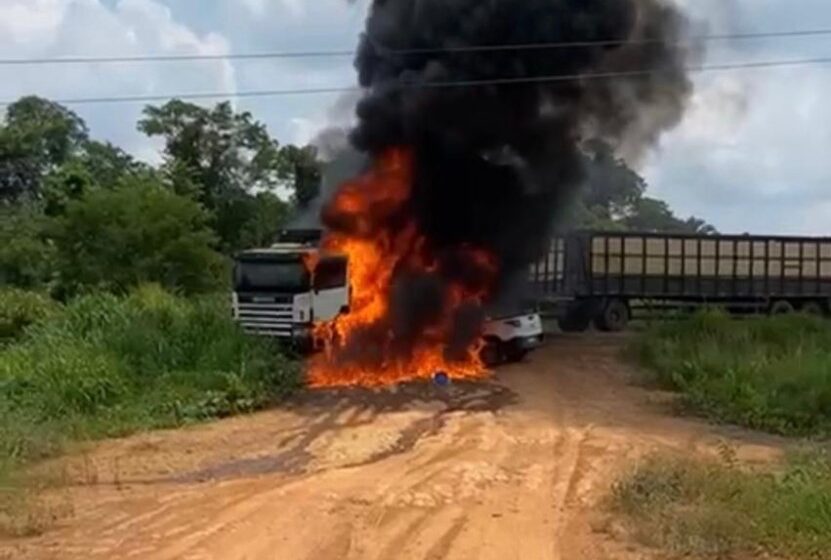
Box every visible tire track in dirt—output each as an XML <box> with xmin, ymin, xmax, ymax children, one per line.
<box><xmin>3</xmin><ymin>335</ymin><xmax>785</xmax><ymax>560</ymax></box>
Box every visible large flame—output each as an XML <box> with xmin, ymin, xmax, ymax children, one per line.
<box><xmin>307</xmin><ymin>147</ymin><xmax>498</xmax><ymax>388</ymax></box>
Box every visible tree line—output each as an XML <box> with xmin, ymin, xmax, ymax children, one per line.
<box><xmin>1</xmin><ymin>96</ymin><xmax>320</xmax><ymax>297</ymax></box>
<box><xmin>1</xmin><ymin>95</ymin><xmax>713</xmax><ymax>299</ymax></box>
<box><xmin>572</xmin><ymin>140</ymin><xmax>716</xmax><ymax>235</ymax></box>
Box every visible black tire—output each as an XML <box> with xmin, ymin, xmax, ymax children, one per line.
<box><xmin>292</xmin><ymin>338</ymin><xmax>315</xmax><ymax>356</ymax></box>
<box><xmin>558</xmin><ymin>301</ymin><xmax>594</xmax><ymax>333</ymax></box>
<box><xmin>481</xmin><ymin>339</ymin><xmax>502</xmax><ymax>367</ymax></box>
<box><xmin>800</xmin><ymin>301</ymin><xmax>826</xmax><ymax>317</ymax></box>
<box><xmin>558</xmin><ymin>313</ymin><xmax>591</xmax><ymax>333</ymax></box>
<box><xmin>504</xmin><ymin>344</ymin><xmax>530</xmax><ymax>363</ymax></box>
<box><xmin>769</xmin><ymin>300</ymin><xmax>795</xmax><ymax>315</ymax></box>
<box><xmin>595</xmin><ymin>299</ymin><xmax>630</xmax><ymax>332</ymax></box>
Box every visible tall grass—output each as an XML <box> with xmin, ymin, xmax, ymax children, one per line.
<box><xmin>0</xmin><ymin>288</ymin><xmax>59</xmax><ymax>343</ymax></box>
<box><xmin>0</xmin><ymin>285</ymin><xmax>300</xmax><ymax>479</ymax></box>
<box><xmin>632</xmin><ymin>311</ymin><xmax>831</xmax><ymax>436</ymax></box>
<box><xmin>611</xmin><ymin>450</ymin><xmax>831</xmax><ymax>559</ymax></box>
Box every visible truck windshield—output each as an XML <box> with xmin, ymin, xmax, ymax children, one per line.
<box><xmin>234</xmin><ymin>261</ymin><xmax>311</xmax><ymax>293</ymax></box>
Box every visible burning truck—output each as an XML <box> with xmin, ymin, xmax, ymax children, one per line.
<box><xmin>232</xmin><ymin>227</ymin><xmax>544</xmax><ymax>372</ymax></box>
<box><xmin>234</xmin><ymin>0</ymin><xmax>696</xmax><ymax>387</ymax></box>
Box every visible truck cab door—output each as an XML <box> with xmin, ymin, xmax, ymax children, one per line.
<box><xmin>312</xmin><ymin>257</ymin><xmax>349</xmax><ymax>322</ymax></box>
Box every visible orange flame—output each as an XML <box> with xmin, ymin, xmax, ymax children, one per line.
<box><xmin>307</xmin><ymin>147</ymin><xmax>498</xmax><ymax>388</ymax></box>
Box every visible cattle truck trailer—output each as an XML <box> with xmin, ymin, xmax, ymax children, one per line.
<box><xmin>530</xmin><ymin>230</ymin><xmax>831</xmax><ymax>332</ymax></box>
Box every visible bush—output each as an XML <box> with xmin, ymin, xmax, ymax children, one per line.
<box><xmin>0</xmin><ymin>286</ymin><xmax>300</xmax><ymax>471</ymax></box>
<box><xmin>611</xmin><ymin>451</ymin><xmax>831</xmax><ymax>559</ymax></box>
<box><xmin>0</xmin><ymin>204</ymin><xmax>56</xmax><ymax>290</ymax></box>
<box><xmin>632</xmin><ymin>311</ymin><xmax>831</xmax><ymax>435</ymax></box>
<box><xmin>50</xmin><ymin>177</ymin><xmax>228</xmax><ymax>297</ymax></box>
<box><xmin>0</xmin><ymin>288</ymin><xmax>59</xmax><ymax>342</ymax></box>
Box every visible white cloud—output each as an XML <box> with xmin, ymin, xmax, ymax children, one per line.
<box><xmin>241</xmin><ymin>0</ymin><xmax>305</xmax><ymax>16</ymax></box>
<box><xmin>630</xmin><ymin>0</ymin><xmax>831</xmax><ymax>235</ymax></box>
<box><xmin>0</xmin><ymin>0</ymin><xmax>236</xmax><ymax>162</ymax></box>
<box><xmin>238</xmin><ymin>0</ymin><xmax>268</xmax><ymax>16</ymax></box>
<box><xmin>643</xmin><ymin>65</ymin><xmax>831</xmax><ymax>234</ymax></box>
<box><xmin>0</xmin><ymin>0</ymin><xmax>69</xmax><ymax>45</ymax></box>
<box><xmin>235</xmin><ymin>0</ymin><xmax>354</xmax><ymax>21</ymax></box>
<box><xmin>238</xmin><ymin>0</ymin><xmax>305</xmax><ymax>18</ymax></box>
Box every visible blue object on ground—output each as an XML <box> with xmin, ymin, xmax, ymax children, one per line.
<box><xmin>433</xmin><ymin>371</ymin><xmax>450</xmax><ymax>386</ymax></box>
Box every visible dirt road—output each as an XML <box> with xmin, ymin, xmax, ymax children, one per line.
<box><xmin>5</xmin><ymin>336</ymin><xmax>781</xmax><ymax>560</ymax></box>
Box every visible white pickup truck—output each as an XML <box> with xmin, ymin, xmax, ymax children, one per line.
<box><xmin>481</xmin><ymin>309</ymin><xmax>544</xmax><ymax>366</ymax></box>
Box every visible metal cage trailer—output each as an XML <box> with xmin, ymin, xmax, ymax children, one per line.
<box><xmin>530</xmin><ymin>230</ymin><xmax>831</xmax><ymax>332</ymax></box>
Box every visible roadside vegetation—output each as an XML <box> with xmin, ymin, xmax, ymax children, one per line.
<box><xmin>619</xmin><ymin>312</ymin><xmax>831</xmax><ymax>558</ymax></box>
<box><xmin>0</xmin><ymin>285</ymin><xmax>299</xmax><ymax>534</ymax></box>
<box><xmin>0</xmin><ymin>96</ymin><xmax>313</xmax><ymax>535</ymax></box>
<box><xmin>611</xmin><ymin>450</ymin><xmax>831</xmax><ymax>559</ymax></box>
<box><xmin>632</xmin><ymin>311</ymin><xmax>831</xmax><ymax>436</ymax></box>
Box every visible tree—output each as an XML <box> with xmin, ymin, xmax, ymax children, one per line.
<box><xmin>0</xmin><ymin>97</ymin><xmax>88</xmax><ymax>202</ymax></box>
<box><xmin>623</xmin><ymin>197</ymin><xmax>717</xmax><ymax>234</ymax></box>
<box><xmin>138</xmin><ymin>100</ymin><xmax>303</xmax><ymax>250</ymax></box>
<box><xmin>581</xmin><ymin>141</ymin><xmax>646</xmax><ymax>222</ymax></box>
<box><xmin>0</xmin><ymin>203</ymin><xmax>56</xmax><ymax>289</ymax></box>
<box><xmin>682</xmin><ymin>216</ymin><xmax>718</xmax><ymax>235</ymax></box>
<box><xmin>51</xmin><ymin>176</ymin><xmax>227</xmax><ymax>297</ymax></box>
<box><xmin>138</xmin><ymin>100</ymin><xmax>286</xmax><ymax>201</ymax></box>
<box><xmin>239</xmin><ymin>192</ymin><xmax>292</xmax><ymax>248</ymax></box>
<box><xmin>280</xmin><ymin>144</ymin><xmax>322</xmax><ymax>208</ymax></box>
<box><xmin>571</xmin><ymin>141</ymin><xmax>716</xmax><ymax>234</ymax></box>
<box><xmin>622</xmin><ymin>197</ymin><xmax>680</xmax><ymax>232</ymax></box>
<box><xmin>41</xmin><ymin>159</ymin><xmax>93</xmax><ymax>216</ymax></box>
<box><xmin>41</xmin><ymin>141</ymin><xmax>151</xmax><ymax>216</ymax></box>
<box><xmin>78</xmin><ymin>140</ymin><xmax>150</xmax><ymax>188</ymax></box>
<box><xmin>211</xmin><ymin>190</ymin><xmax>291</xmax><ymax>251</ymax></box>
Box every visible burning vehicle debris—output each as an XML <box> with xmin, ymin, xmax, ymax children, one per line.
<box><xmin>233</xmin><ymin>0</ymin><xmax>697</xmax><ymax>387</ymax></box>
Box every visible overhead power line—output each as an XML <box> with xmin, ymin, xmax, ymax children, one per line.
<box><xmin>2</xmin><ymin>28</ymin><xmax>831</xmax><ymax>66</ymax></box>
<box><xmin>3</xmin><ymin>55</ymin><xmax>831</xmax><ymax>107</ymax></box>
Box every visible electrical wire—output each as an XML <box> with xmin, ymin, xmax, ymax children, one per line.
<box><xmin>2</xmin><ymin>28</ymin><xmax>831</xmax><ymax>65</ymax></box>
<box><xmin>3</xmin><ymin>55</ymin><xmax>831</xmax><ymax>107</ymax></box>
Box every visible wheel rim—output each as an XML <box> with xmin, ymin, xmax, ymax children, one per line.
<box><xmin>605</xmin><ymin>302</ymin><xmax>628</xmax><ymax>330</ymax></box>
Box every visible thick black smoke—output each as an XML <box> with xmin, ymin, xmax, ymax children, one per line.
<box><xmin>323</xmin><ymin>0</ymin><xmax>697</xmax><ymax>365</ymax></box>
<box><xmin>347</xmin><ymin>0</ymin><xmax>694</xmax><ymax>276</ymax></box>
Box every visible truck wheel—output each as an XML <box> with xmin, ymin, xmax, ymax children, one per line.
<box><xmin>769</xmin><ymin>300</ymin><xmax>795</xmax><ymax>315</ymax></box>
<box><xmin>558</xmin><ymin>312</ymin><xmax>591</xmax><ymax>333</ymax></box>
<box><xmin>800</xmin><ymin>301</ymin><xmax>826</xmax><ymax>317</ymax></box>
<box><xmin>558</xmin><ymin>301</ymin><xmax>594</xmax><ymax>333</ymax></box>
<box><xmin>504</xmin><ymin>344</ymin><xmax>529</xmax><ymax>363</ymax></box>
<box><xmin>481</xmin><ymin>339</ymin><xmax>502</xmax><ymax>367</ymax></box>
<box><xmin>595</xmin><ymin>299</ymin><xmax>630</xmax><ymax>332</ymax></box>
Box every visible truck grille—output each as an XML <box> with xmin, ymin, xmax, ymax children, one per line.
<box><xmin>236</xmin><ymin>302</ymin><xmax>294</xmax><ymax>338</ymax></box>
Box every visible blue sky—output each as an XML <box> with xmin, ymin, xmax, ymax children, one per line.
<box><xmin>2</xmin><ymin>0</ymin><xmax>831</xmax><ymax>235</ymax></box>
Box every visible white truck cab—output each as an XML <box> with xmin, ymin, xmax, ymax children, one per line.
<box><xmin>232</xmin><ymin>235</ymin><xmax>348</xmax><ymax>350</ymax></box>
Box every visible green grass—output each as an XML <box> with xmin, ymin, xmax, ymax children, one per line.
<box><xmin>0</xmin><ymin>285</ymin><xmax>300</xmax><ymax>533</ymax></box>
<box><xmin>611</xmin><ymin>450</ymin><xmax>831</xmax><ymax>559</ymax></box>
<box><xmin>632</xmin><ymin>311</ymin><xmax>831</xmax><ymax>436</ymax></box>
<box><xmin>0</xmin><ymin>288</ymin><xmax>59</xmax><ymax>343</ymax></box>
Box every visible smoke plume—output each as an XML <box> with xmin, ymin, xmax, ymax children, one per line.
<box><xmin>343</xmin><ymin>0</ymin><xmax>694</xmax><ymax>284</ymax></box>
<box><xmin>313</xmin><ymin>0</ymin><xmax>699</xmax><ymax>382</ymax></box>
